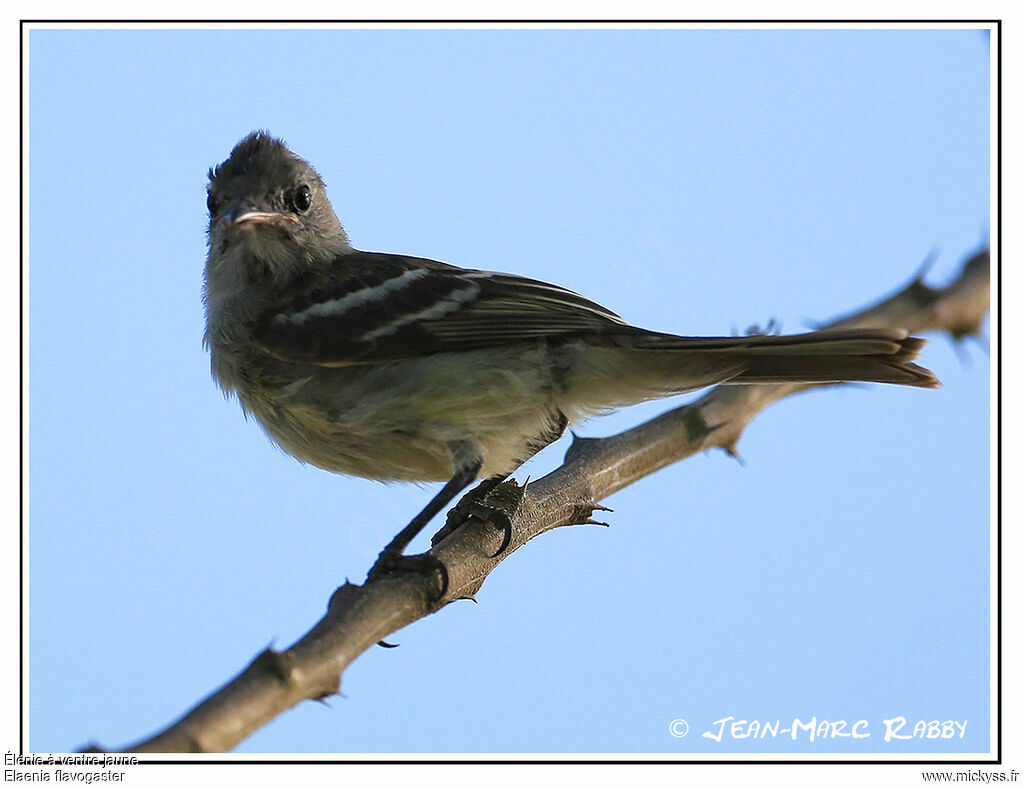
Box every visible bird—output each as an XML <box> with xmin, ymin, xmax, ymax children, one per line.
<box><xmin>202</xmin><ymin>131</ymin><xmax>938</xmax><ymax>584</ymax></box>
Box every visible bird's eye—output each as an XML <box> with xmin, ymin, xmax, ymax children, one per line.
<box><xmin>206</xmin><ymin>191</ymin><xmax>219</xmax><ymax>216</ymax></box>
<box><xmin>292</xmin><ymin>184</ymin><xmax>312</xmax><ymax>212</ymax></box>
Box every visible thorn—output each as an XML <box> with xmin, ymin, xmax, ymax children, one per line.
<box><xmin>913</xmin><ymin>246</ymin><xmax>941</xmax><ymax>283</ymax></box>
<box><xmin>329</xmin><ymin>582</ymin><xmax>360</xmax><ymax>610</ymax></box>
<box><xmin>965</xmin><ymin>332</ymin><xmax>990</xmax><ymax>357</ymax></box>
<box><xmin>252</xmin><ymin>647</ymin><xmax>294</xmax><ymax>684</ymax></box>
<box><xmin>566</xmin><ymin>432</ymin><xmax>602</xmax><ymax>462</ymax></box>
<box><xmin>744</xmin><ymin>317</ymin><xmax>782</xmax><ymax>336</ymax></box>
<box><xmin>313</xmin><ymin>689</ymin><xmax>343</xmax><ymax>706</ymax></box>
<box><xmin>377</xmin><ymin>640</ymin><xmax>400</xmax><ymax>648</ymax></box>
<box><xmin>311</xmin><ymin>691</ymin><xmax>339</xmax><ymax>708</ymax></box>
<box><xmin>722</xmin><ymin>443</ymin><xmax>745</xmax><ymax>466</ymax></box>
<box><xmin>948</xmin><ymin>335</ymin><xmax>973</xmax><ymax>367</ymax></box>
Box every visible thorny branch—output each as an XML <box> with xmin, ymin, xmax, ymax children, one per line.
<box><xmin>86</xmin><ymin>248</ymin><xmax>990</xmax><ymax>754</ymax></box>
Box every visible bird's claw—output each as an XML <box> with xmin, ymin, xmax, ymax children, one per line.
<box><xmin>433</xmin><ymin>479</ymin><xmax>525</xmax><ymax>558</ymax></box>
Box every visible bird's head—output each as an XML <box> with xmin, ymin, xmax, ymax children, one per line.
<box><xmin>205</xmin><ymin>131</ymin><xmax>350</xmax><ymax>271</ymax></box>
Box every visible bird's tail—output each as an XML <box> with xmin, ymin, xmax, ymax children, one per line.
<box><xmin>626</xmin><ymin>327</ymin><xmax>939</xmax><ymax>388</ymax></box>
<box><xmin>563</xmin><ymin>327</ymin><xmax>938</xmax><ymax>415</ymax></box>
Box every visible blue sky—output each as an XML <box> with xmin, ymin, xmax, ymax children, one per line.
<box><xmin>26</xmin><ymin>25</ymin><xmax>991</xmax><ymax>756</ymax></box>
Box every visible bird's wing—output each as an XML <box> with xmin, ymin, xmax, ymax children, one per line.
<box><xmin>254</xmin><ymin>251</ymin><xmax>632</xmax><ymax>365</ymax></box>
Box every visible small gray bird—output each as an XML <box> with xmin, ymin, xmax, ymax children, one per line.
<box><xmin>203</xmin><ymin>131</ymin><xmax>938</xmax><ymax>581</ymax></box>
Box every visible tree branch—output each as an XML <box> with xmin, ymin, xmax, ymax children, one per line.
<box><xmin>88</xmin><ymin>248</ymin><xmax>990</xmax><ymax>754</ymax></box>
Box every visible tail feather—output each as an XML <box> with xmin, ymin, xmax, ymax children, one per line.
<box><xmin>736</xmin><ymin>354</ymin><xmax>938</xmax><ymax>387</ymax></box>
<box><xmin>620</xmin><ymin>327</ymin><xmax>939</xmax><ymax>389</ymax></box>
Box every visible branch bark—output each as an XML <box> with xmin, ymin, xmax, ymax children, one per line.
<box><xmin>89</xmin><ymin>248</ymin><xmax>990</xmax><ymax>754</ymax></box>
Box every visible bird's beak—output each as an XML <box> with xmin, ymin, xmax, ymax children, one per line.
<box><xmin>227</xmin><ymin>203</ymin><xmax>298</xmax><ymax>227</ymax></box>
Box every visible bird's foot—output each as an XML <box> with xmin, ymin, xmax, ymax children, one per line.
<box><xmin>433</xmin><ymin>478</ymin><xmax>526</xmax><ymax>558</ymax></box>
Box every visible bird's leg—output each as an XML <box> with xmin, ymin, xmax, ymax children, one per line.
<box><xmin>366</xmin><ymin>456</ymin><xmax>481</xmax><ymax>592</ymax></box>
<box><xmin>433</xmin><ymin>410</ymin><xmax>568</xmax><ymax>554</ymax></box>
